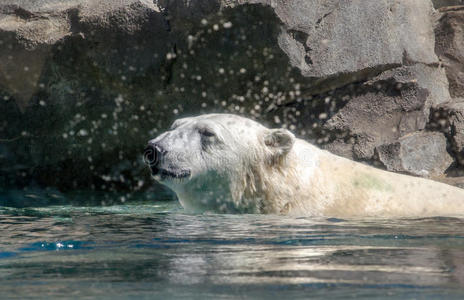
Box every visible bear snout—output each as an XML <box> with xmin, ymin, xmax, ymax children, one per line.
<box><xmin>143</xmin><ymin>143</ymin><xmax>165</xmax><ymax>168</ymax></box>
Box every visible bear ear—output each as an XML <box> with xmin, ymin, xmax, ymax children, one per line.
<box><xmin>264</xmin><ymin>128</ymin><xmax>295</xmax><ymax>156</ymax></box>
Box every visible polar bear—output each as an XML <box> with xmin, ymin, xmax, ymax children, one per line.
<box><xmin>144</xmin><ymin>113</ymin><xmax>464</xmax><ymax>217</ymax></box>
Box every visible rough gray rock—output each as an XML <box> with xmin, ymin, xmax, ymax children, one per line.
<box><xmin>376</xmin><ymin>131</ymin><xmax>453</xmax><ymax>177</ymax></box>
<box><xmin>435</xmin><ymin>5</ymin><xmax>464</xmax><ymax>98</ymax></box>
<box><xmin>0</xmin><ymin>0</ymin><xmax>458</xmax><ymax>193</ymax></box>
<box><xmin>270</xmin><ymin>0</ymin><xmax>438</xmax><ymax>77</ymax></box>
<box><xmin>321</xmin><ymin>64</ymin><xmax>451</xmax><ymax>160</ymax></box>
<box><xmin>0</xmin><ymin>0</ymin><xmax>170</xmax><ymax>110</ymax></box>
<box><xmin>0</xmin><ymin>0</ymin><xmax>440</xmax><ymax>109</ymax></box>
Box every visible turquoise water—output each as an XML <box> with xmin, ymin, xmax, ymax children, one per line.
<box><xmin>0</xmin><ymin>200</ymin><xmax>464</xmax><ymax>299</ymax></box>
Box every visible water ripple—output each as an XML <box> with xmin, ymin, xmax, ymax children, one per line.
<box><xmin>0</xmin><ymin>204</ymin><xmax>462</xmax><ymax>299</ymax></box>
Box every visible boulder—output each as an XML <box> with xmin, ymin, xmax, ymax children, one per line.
<box><xmin>257</xmin><ymin>0</ymin><xmax>438</xmax><ymax>79</ymax></box>
<box><xmin>376</xmin><ymin>131</ymin><xmax>453</xmax><ymax>177</ymax></box>
<box><xmin>321</xmin><ymin>64</ymin><xmax>451</xmax><ymax>160</ymax></box>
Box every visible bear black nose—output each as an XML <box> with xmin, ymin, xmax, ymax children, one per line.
<box><xmin>143</xmin><ymin>143</ymin><xmax>163</xmax><ymax>166</ymax></box>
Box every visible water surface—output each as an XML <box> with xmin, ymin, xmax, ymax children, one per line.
<box><xmin>0</xmin><ymin>201</ymin><xmax>463</xmax><ymax>299</ymax></box>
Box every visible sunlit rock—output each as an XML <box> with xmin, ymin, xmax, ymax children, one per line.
<box><xmin>376</xmin><ymin>131</ymin><xmax>453</xmax><ymax>177</ymax></box>
<box><xmin>322</xmin><ymin>65</ymin><xmax>451</xmax><ymax>161</ymax></box>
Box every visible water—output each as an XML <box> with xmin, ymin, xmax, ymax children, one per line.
<box><xmin>0</xmin><ymin>201</ymin><xmax>464</xmax><ymax>299</ymax></box>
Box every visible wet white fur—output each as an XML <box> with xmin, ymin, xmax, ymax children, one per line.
<box><xmin>150</xmin><ymin>114</ymin><xmax>464</xmax><ymax>217</ymax></box>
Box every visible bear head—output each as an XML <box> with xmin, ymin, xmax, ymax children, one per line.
<box><xmin>144</xmin><ymin>114</ymin><xmax>295</xmax><ymax>212</ymax></box>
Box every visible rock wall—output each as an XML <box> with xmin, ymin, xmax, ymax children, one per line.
<box><xmin>435</xmin><ymin>5</ymin><xmax>464</xmax><ymax>99</ymax></box>
<box><xmin>0</xmin><ymin>0</ymin><xmax>463</xmax><ymax>199</ymax></box>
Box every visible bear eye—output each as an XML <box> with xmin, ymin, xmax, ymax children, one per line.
<box><xmin>199</xmin><ymin>128</ymin><xmax>215</xmax><ymax>137</ymax></box>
